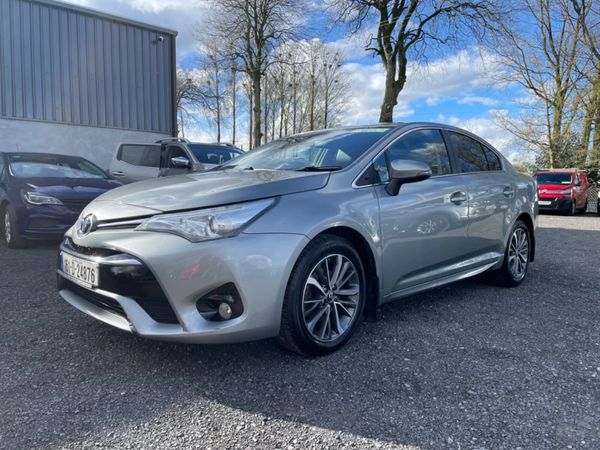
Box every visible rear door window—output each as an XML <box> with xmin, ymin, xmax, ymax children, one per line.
<box><xmin>482</xmin><ymin>146</ymin><xmax>502</xmax><ymax>171</ymax></box>
<box><xmin>448</xmin><ymin>132</ymin><xmax>489</xmax><ymax>173</ymax></box>
<box><xmin>118</xmin><ymin>145</ymin><xmax>161</xmax><ymax>168</ymax></box>
<box><xmin>385</xmin><ymin>129</ymin><xmax>452</xmax><ymax>176</ymax></box>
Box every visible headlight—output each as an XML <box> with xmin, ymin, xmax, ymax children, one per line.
<box><xmin>135</xmin><ymin>198</ymin><xmax>275</xmax><ymax>242</ymax></box>
<box><xmin>557</xmin><ymin>188</ymin><xmax>572</xmax><ymax>195</ymax></box>
<box><xmin>23</xmin><ymin>191</ymin><xmax>63</xmax><ymax>205</ymax></box>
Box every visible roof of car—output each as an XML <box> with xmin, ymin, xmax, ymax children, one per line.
<box><xmin>3</xmin><ymin>152</ymin><xmax>87</xmax><ymax>161</ymax></box>
<box><xmin>534</xmin><ymin>169</ymin><xmax>582</xmax><ymax>173</ymax></box>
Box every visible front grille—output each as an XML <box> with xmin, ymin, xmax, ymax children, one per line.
<box><xmin>63</xmin><ymin>238</ymin><xmax>120</xmax><ymax>258</ymax></box>
<box><xmin>60</xmin><ymin>277</ymin><xmax>126</xmax><ymax>318</ymax></box>
<box><xmin>29</xmin><ymin>218</ymin><xmax>60</xmax><ymax>228</ymax></box>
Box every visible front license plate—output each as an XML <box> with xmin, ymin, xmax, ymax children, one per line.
<box><xmin>538</xmin><ymin>200</ymin><xmax>551</xmax><ymax>206</ymax></box>
<box><xmin>61</xmin><ymin>253</ymin><xmax>99</xmax><ymax>288</ymax></box>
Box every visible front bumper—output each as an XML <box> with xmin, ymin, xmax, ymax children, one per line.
<box><xmin>537</xmin><ymin>197</ymin><xmax>572</xmax><ymax>212</ymax></box>
<box><xmin>17</xmin><ymin>203</ymin><xmax>84</xmax><ymax>240</ymax></box>
<box><xmin>57</xmin><ymin>229</ymin><xmax>309</xmax><ymax>343</ymax></box>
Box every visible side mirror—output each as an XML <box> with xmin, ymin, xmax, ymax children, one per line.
<box><xmin>385</xmin><ymin>159</ymin><xmax>432</xmax><ymax>196</ymax></box>
<box><xmin>171</xmin><ymin>156</ymin><xmax>191</xmax><ymax>168</ymax></box>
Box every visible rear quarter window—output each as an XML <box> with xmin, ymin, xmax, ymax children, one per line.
<box><xmin>448</xmin><ymin>132</ymin><xmax>489</xmax><ymax>173</ymax></box>
<box><xmin>483</xmin><ymin>146</ymin><xmax>502</xmax><ymax>171</ymax></box>
<box><xmin>118</xmin><ymin>145</ymin><xmax>161</xmax><ymax>168</ymax></box>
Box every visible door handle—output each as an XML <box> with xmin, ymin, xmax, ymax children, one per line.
<box><xmin>111</xmin><ymin>171</ymin><xmax>125</xmax><ymax>177</ymax></box>
<box><xmin>450</xmin><ymin>191</ymin><xmax>467</xmax><ymax>205</ymax></box>
<box><xmin>503</xmin><ymin>186</ymin><xmax>514</xmax><ymax>197</ymax></box>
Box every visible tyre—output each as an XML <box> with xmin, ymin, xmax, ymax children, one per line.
<box><xmin>491</xmin><ymin>220</ymin><xmax>531</xmax><ymax>287</ymax></box>
<box><xmin>567</xmin><ymin>200</ymin><xmax>576</xmax><ymax>216</ymax></box>
<box><xmin>278</xmin><ymin>235</ymin><xmax>366</xmax><ymax>356</ymax></box>
<box><xmin>1</xmin><ymin>204</ymin><xmax>27</xmax><ymax>249</ymax></box>
<box><xmin>578</xmin><ymin>200</ymin><xmax>588</xmax><ymax>214</ymax></box>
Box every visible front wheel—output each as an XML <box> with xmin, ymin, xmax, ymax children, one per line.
<box><xmin>1</xmin><ymin>205</ymin><xmax>27</xmax><ymax>249</ymax></box>
<box><xmin>491</xmin><ymin>220</ymin><xmax>531</xmax><ymax>287</ymax></box>
<box><xmin>567</xmin><ymin>200</ymin><xmax>576</xmax><ymax>216</ymax></box>
<box><xmin>278</xmin><ymin>235</ymin><xmax>366</xmax><ymax>356</ymax></box>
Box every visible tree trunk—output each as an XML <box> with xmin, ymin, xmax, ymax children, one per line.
<box><xmin>378</xmin><ymin>55</ymin><xmax>406</xmax><ymax>123</ymax></box>
<box><xmin>232</xmin><ymin>68</ymin><xmax>237</xmax><ymax>145</ymax></box>
<box><xmin>252</xmin><ymin>71</ymin><xmax>261</xmax><ymax>148</ymax></box>
<box><xmin>309</xmin><ymin>77</ymin><xmax>315</xmax><ymax>131</ymax></box>
<box><xmin>216</xmin><ymin>74</ymin><xmax>221</xmax><ymax>143</ymax></box>
<box><xmin>263</xmin><ymin>85</ymin><xmax>268</xmax><ymax>144</ymax></box>
<box><xmin>248</xmin><ymin>90</ymin><xmax>253</xmax><ymax>149</ymax></box>
<box><xmin>592</xmin><ymin>110</ymin><xmax>600</xmax><ymax>168</ymax></box>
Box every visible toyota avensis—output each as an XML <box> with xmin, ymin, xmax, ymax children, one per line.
<box><xmin>57</xmin><ymin>123</ymin><xmax>537</xmax><ymax>355</ymax></box>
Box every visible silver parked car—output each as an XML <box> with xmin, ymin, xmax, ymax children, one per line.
<box><xmin>109</xmin><ymin>138</ymin><xmax>243</xmax><ymax>184</ymax></box>
<box><xmin>57</xmin><ymin>123</ymin><xmax>537</xmax><ymax>355</ymax></box>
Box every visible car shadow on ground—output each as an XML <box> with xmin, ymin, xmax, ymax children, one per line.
<box><xmin>1</xmin><ymin>226</ymin><xmax>599</xmax><ymax>449</ymax></box>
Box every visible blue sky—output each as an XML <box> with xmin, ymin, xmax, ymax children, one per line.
<box><xmin>66</xmin><ymin>0</ymin><xmax>526</xmax><ymax>162</ymax></box>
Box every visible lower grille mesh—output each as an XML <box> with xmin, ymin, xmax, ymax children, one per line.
<box><xmin>61</xmin><ymin>278</ymin><xmax>126</xmax><ymax>318</ymax></box>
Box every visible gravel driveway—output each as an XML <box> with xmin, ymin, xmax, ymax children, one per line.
<box><xmin>1</xmin><ymin>214</ymin><xmax>599</xmax><ymax>449</ymax></box>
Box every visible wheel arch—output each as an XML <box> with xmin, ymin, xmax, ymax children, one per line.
<box><xmin>315</xmin><ymin>226</ymin><xmax>380</xmax><ymax>321</ymax></box>
<box><xmin>516</xmin><ymin>212</ymin><xmax>535</xmax><ymax>262</ymax></box>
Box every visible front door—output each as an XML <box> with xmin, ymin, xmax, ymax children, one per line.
<box><xmin>375</xmin><ymin>129</ymin><xmax>470</xmax><ymax>298</ymax></box>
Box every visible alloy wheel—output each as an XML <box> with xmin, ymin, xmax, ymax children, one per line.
<box><xmin>507</xmin><ymin>228</ymin><xmax>528</xmax><ymax>281</ymax></box>
<box><xmin>3</xmin><ymin>210</ymin><xmax>11</xmax><ymax>244</ymax></box>
<box><xmin>302</xmin><ymin>254</ymin><xmax>361</xmax><ymax>343</ymax></box>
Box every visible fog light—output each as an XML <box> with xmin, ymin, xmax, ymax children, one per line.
<box><xmin>218</xmin><ymin>302</ymin><xmax>233</xmax><ymax>320</ymax></box>
<box><xmin>196</xmin><ymin>283</ymin><xmax>243</xmax><ymax>321</ymax></box>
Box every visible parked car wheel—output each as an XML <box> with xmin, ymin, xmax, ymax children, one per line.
<box><xmin>1</xmin><ymin>204</ymin><xmax>27</xmax><ymax>249</ymax></box>
<box><xmin>567</xmin><ymin>200</ymin><xmax>576</xmax><ymax>216</ymax></box>
<box><xmin>491</xmin><ymin>220</ymin><xmax>531</xmax><ymax>287</ymax></box>
<box><xmin>578</xmin><ymin>200</ymin><xmax>588</xmax><ymax>214</ymax></box>
<box><xmin>278</xmin><ymin>235</ymin><xmax>366</xmax><ymax>356</ymax></box>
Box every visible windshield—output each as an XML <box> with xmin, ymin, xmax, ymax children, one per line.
<box><xmin>534</xmin><ymin>173</ymin><xmax>573</xmax><ymax>185</ymax></box>
<box><xmin>222</xmin><ymin>128</ymin><xmax>392</xmax><ymax>171</ymax></box>
<box><xmin>188</xmin><ymin>145</ymin><xmax>243</xmax><ymax>165</ymax></box>
<box><xmin>8</xmin><ymin>154</ymin><xmax>108</xmax><ymax>179</ymax></box>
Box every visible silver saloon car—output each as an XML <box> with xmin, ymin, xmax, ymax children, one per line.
<box><xmin>57</xmin><ymin>123</ymin><xmax>537</xmax><ymax>355</ymax></box>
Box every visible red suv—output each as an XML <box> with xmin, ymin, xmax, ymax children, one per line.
<box><xmin>533</xmin><ymin>169</ymin><xmax>589</xmax><ymax>215</ymax></box>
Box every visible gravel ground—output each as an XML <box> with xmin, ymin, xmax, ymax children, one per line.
<box><xmin>1</xmin><ymin>214</ymin><xmax>599</xmax><ymax>450</ymax></box>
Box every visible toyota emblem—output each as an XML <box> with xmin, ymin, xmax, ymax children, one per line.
<box><xmin>77</xmin><ymin>214</ymin><xmax>97</xmax><ymax>237</ymax></box>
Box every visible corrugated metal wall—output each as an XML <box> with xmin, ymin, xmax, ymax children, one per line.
<box><xmin>0</xmin><ymin>0</ymin><xmax>176</xmax><ymax>135</ymax></box>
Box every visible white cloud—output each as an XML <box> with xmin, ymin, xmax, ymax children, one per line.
<box><xmin>342</xmin><ymin>48</ymin><xmax>503</xmax><ymax>125</ymax></box>
<box><xmin>63</xmin><ymin>0</ymin><xmax>210</xmax><ymax>56</ymax></box>
<box><xmin>457</xmin><ymin>96</ymin><xmax>499</xmax><ymax>107</ymax></box>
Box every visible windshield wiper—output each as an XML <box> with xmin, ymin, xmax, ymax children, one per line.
<box><xmin>297</xmin><ymin>165</ymin><xmax>343</xmax><ymax>172</ymax></box>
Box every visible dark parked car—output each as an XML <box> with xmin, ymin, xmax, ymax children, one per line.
<box><xmin>109</xmin><ymin>138</ymin><xmax>244</xmax><ymax>184</ymax></box>
<box><xmin>0</xmin><ymin>152</ymin><xmax>121</xmax><ymax>248</ymax></box>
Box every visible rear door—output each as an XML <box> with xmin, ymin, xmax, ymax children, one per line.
<box><xmin>109</xmin><ymin>144</ymin><xmax>161</xmax><ymax>183</ymax></box>
<box><xmin>445</xmin><ymin>130</ymin><xmax>512</xmax><ymax>257</ymax></box>
<box><xmin>375</xmin><ymin>128</ymin><xmax>471</xmax><ymax>297</ymax></box>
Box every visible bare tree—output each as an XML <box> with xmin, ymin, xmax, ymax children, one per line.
<box><xmin>175</xmin><ymin>69</ymin><xmax>203</xmax><ymax>137</ymax></box>
<box><xmin>571</xmin><ymin>0</ymin><xmax>600</xmax><ymax>168</ymax></box>
<box><xmin>492</xmin><ymin>0</ymin><xmax>588</xmax><ymax>167</ymax></box>
<box><xmin>332</xmin><ymin>0</ymin><xmax>501</xmax><ymax>123</ymax></box>
<box><xmin>203</xmin><ymin>0</ymin><xmax>301</xmax><ymax>148</ymax></box>
<box><xmin>198</xmin><ymin>51</ymin><xmax>230</xmax><ymax>142</ymax></box>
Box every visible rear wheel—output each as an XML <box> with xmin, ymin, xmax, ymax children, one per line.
<box><xmin>1</xmin><ymin>205</ymin><xmax>27</xmax><ymax>249</ymax></box>
<box><xmin>278</xmin><ymin>235</ymin><xmax>366</xmax><ymax>356</ymax></box>
<box><xmin>491</xmin><ymin>220</ymin><xmax>531</xmax><ymax>287</ymax></box>
<box><xmin>578</xmin><ymin>200</ymin><xmax>588</xmax><ymax>214</ymax></box>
